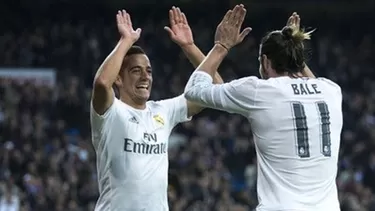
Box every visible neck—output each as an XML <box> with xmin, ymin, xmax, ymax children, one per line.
<box><xmin>119</xmin><ymin>94</ymin><xmax>146</xmax><ymax>110</ymax></box>
<box><xmin>276</xmin><ymin>72</ymin><xmax>304</xmax><ymax>78</ymax></box>
<box><xmin>289</xmin><ymin>72</ymin><xmax>304</xmax><ymax>78</ymax></box>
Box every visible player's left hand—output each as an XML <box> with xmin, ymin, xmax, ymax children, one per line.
<box><xmin>214</xmin><ymin>4</ymin><xmax>252</xmax><ymax>50</ymax></box>
<box><xmin>164</xmin><ymin>6</ymin><xmax>194</xmax><ymax>47</ymax></box>
<box><xmin>286</xmin><ymin>12</ymin><xmax>301</xmax><ymax>30</ymax></box>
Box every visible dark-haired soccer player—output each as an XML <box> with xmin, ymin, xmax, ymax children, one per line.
<box><xmin>185</xmin><ymin>8</ymin><xmax>342</xmax><ymax>211</ymax></box>
<box><xmin>89</xmin><ymin>7</ymin><xmax>231</xmax><ymax>211</ymax></box>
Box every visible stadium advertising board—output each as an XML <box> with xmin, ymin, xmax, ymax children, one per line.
<box><xmin>0</xmin><ymin>68</ymin><xmax>57</xmax><ymax>87</ymax></box>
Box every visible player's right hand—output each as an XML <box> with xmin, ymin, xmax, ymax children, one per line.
<box><xmin>164</xmin><ymin>6</ymin><xmax>194</xmax><ymax>47</ymax></box>
<box><xmin>214</xmin><ymin>4</ymin><xmax>252</xmax><ymax>50</ymax></box>
<box><xmin>116</xmin><ymin>10</ymin><xmax>141</xmax><ymax>43</ymax></box>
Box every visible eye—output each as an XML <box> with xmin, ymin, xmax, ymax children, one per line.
<box><xmin>131</xmin><ymin>67</ymin><xmax>142</xmax><ymax>73</ymax></box>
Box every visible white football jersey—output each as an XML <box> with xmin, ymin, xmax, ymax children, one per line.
<box><xmin>90</xmin><ymin>95</ymin><xmax>190</xmax><ymax>211</ymax></box>
<box><xmin>185</xmin><ymin>71</ymin><xmax>343</xmax><ymax>211</ymax></box>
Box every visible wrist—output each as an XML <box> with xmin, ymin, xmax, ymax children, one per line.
<box><xmin>119</xmin><ymin>36</ymin><xmax>136</xmax><ymax>45</ymax></box>
<box><xmin>214</xmin><ymin>42</ymin><xmax>230</xmax><ymax>52</ymax></box>
<box><xmin>118</xmin><ymin>37</ymin><xmax>135</xmax><ymax>51</ymax></box>
<box><xmin>213</xmin><ymin>43</ymin><xmax>229</xmax><ymax>55</ymax></box>
<box><xmin>180</xmin><ymin>43</ymin><xmax>196</xmax><ymax>51</ymax></box>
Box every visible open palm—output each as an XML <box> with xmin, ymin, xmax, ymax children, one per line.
<box><xmin>214</xmin><ymin>4</ymin><xmax>251</xmax><ymax>49</ymax></box>
<box><xmin>164</xmin><ymin>7</ymin><xmax>194</xmax><ymax>46</ymax></box>
<box><xmin>116</xmin><ymin>10</ymin><xmax>141</xmax><ymax>42</ymax></box>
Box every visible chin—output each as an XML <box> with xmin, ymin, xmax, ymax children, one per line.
<box><xmin>137</xmin><ymin>93</ymin><xmax>150</xmax><ymax>101</ymax></box>
<box><xmin>133</xmin><ymin>88</ymin><xmax>151</xmax><ymax>102</ymax></box>
<box><xmin>141</xmin><ymin>95</ymin><xmax>150</xmax><ymax>101</ymax></box>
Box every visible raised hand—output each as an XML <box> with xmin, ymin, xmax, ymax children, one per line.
<box><xmin>214</xmin><ymin>4</ymin><xmax>252</xmax><ymax>50</ymax></box>
<box><xmin>116</xmin><ymin>10</ymin><xmax>141</xmax><ymax>43</ymax></box>
<box><xmin>164</xmin><ymin>6</ymin><xmax>194</xmax><ymax>47</ymax></box>
<box><xmin>286</xmin><ymin>12</ymin><xmax>300</xmax><ymax>30</ymax></box>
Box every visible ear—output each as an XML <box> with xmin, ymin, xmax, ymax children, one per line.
<box><xmin>114</xmin><ymin>75</ymin><xmax>122</xmax><ymax>87</ymax></box>
<box><xmin>262</xmin><ymin>54</ymin><xmax>272</xmax><ymax>73</ymax></box>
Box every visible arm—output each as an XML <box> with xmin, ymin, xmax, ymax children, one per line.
<box><xmin>287</xmin><ymin>12</ymin><xmax>316</xmax><ymax>78</ymax></box>
<box><xmin>192</xmin><ymin>5</ymin><xmax>250</xmax><ymax>78</ymax></box>
<box><xmin>193</xmin><ymin>44</ymin><xmax>228</xmax><ymax>78</ymax></box>
<box><xmin>92</xmin><ymin>10</ymin><xmax>141</xmax><ymax>115</ymax></box>
<box><xmin>181</xmin><ymin>44</ymin><xmax>224</xmax><ymax>84</ymax></box>
<box><xmin>185</xmin><ymin>5</ymin><xmax>254</xmax><ymax>114</ymax></box>
<box><xmin>184</xmin><ymin>71</ymin><xmax>258</xmax><ymax>115</ymax></box>
<box><xmin>302</xmin><ymin>64</ymin><xmax>316</xmax><ymax>78</ymax></box>
<box><xmin>92</xmin><ymin>38</ymin><xmax>133</xmax><ymax>114</ymax></box>
<box><xmin>164</xmin><ymin>7</ymin><xmax>224</xmax><ymax>117</ymax></box>
<box><xmin>181</xmin><ymin>44</ymin><xmax>224</xmax><ymax>117</ymax></box>
<box><xmin>184</xmin><ymin>44</ymin><xmax>241</xmax><ymax>111</ymax></box>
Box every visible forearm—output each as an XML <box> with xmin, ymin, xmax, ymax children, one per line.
<box><xmin>182</xmin><ymin>44</ymin><xmax>224</xmax><ymax>84</ymax></box>
<box><xmin>181</xmin><ymin>44</ymin><xmax>205</xmax><ymax>68</ymax></box>
<box><xmin>213</xmin><ymin>72</ymin><xmax>224</xmax><ymax>84</ymax></box>
<box><xmin>196</xmin><ymin>44</ymin><xmax>228</xmax><ymax>78</ymax></box>
<box><xmin>94</xmin><ymin>38</ymin><xmax>133</xmax><ymax>86</ymax></box>
<box><xmin>182</xmin><ymin>44</ymin><xmax>224</xmax><ymax>116</ymax></box>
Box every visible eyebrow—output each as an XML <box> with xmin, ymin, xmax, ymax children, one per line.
<box><xmin>129</xmin><ymin>65</ymin><xmax>152</xmax><ymax>71</ymax></box>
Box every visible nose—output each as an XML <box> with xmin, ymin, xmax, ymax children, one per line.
<box><xmin>140</xmin><ymin>69</ymin><xmax>151</xmax><ymax>79</ymax></box>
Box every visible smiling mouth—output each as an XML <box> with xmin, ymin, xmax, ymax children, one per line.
<box><xmin>136</xmin><ymin>85</ymin><xmax>149</xmax><ymax>90</ymax></box>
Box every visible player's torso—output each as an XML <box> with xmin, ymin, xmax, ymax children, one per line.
<box><xmin>93</xmin><ymin>101</ymin><xmax>171</xmax><ymax>211</ymax></box>
<box><xmin>108</xmin><ymin>102</ymin><xmax>170</xmax><ymax>183</ymax></box>
<box><xmin>249</xmin><ymin>77</ymin><xmax>342</xmax><ymax>210</ymax></box>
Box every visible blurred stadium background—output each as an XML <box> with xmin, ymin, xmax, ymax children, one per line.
<box><xmin>0</xmin><ymin>0</ymin><xmax>374</xmax><ymax>210</ymax></box>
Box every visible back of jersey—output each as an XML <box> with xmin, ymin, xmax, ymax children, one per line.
<box><xmin>251</xmin><ymin>77</ymin><xmax>343</xmax><ymax>211</ymax></box>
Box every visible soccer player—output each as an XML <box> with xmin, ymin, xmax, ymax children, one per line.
<box><xmin>89</xmin><ymin>7</ymin><xmax>226</xmax><ymax>211</ymax></box>
<box><xmin>185</xmin><ymin>6</ymin><xmax>342</xmax><ymax>211</ymax></box>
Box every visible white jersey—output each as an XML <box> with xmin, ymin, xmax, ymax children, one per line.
<box><xmin>90</xmin><ymin>95</ymin><xmax>190</xmax><ymax>211</ymax></box>
<box><xmin>185</xmin><ymin>71</ymin><xmax>343</xmax><ymax>211</ymax></box>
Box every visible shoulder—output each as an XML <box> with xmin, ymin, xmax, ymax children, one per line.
<box><xmin>147</xmin><ymin>95</ymin><xmax>189</xmax><ymax>126</ymax></box>
<box><xmin>147</xmin><ymin>95</ymin><xmax>186</xmax><ymax>109</ymax></box>
<box><xmin>146</xmin><ymin>95</ymin><xmax>187</xmax><ymax>119</ymax></box>
<box><xmin>224</xmin><ymin>76</ymin><xmax>261</xmax><ymax>94</ymax></box>
<box><xmin>247</xmin><ymin>77</ymin><xmax>285</xmax><ymax>93</ymax></box>
<box><xmin>314</xmin><ymin>78</ymin><xmax>342</xmax><ymax>102</ymax></box>
<box><xmin>260</xmin><ymin>77</ymin><xmax>292</xmax><ymax>86</ymax></box>
<box><xmin>246</xmin><ymin>77</ymin><xmax>292</xmax><ymax>90</ymax></box>
<box><xmin>248</xmin><ymin>77</ymin><xmax>298</xmax><ymax>101</ymax></box>
<box><xmin>230</xmin><ymin>76</ymin><xmax>260</xmax><ymax>86</ymax></box>
<box><xmin>317</xmin><ymin>77</ymin><xmax>342</xmax><ymax>93</ymax></box>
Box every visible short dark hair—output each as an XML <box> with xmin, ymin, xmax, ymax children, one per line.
<box><xmin>260</xmin><ymin>26</ymin><xmax>313</xmax><ymax>76</ymax></box>
<box><xmin>126</xmin><ymin>45</ymin><xmax>145</xmax><ymax>57</ymax></box>
<box><xmin>120</xmin><ymin>45</ymin><xmax>146</xmax><ymax>71</ymax></box>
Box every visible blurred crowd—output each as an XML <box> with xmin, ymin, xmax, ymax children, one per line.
<box><xmin>0</xmin><ymin>2</ymin><xmax>375</xmax><ymax>211</ymax></box>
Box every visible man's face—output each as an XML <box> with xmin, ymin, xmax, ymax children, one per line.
<box><xmin>117</xmin><ymin>54</ymin><xmax>153</xmax><ymax>104</ymax></box>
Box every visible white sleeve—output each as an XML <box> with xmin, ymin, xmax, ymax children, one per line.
<box><xmin>90</xmin><ymin>96</ymin><xmax>118</xmax><ymax>135</ymax></box>
<box><xmin>157</xmin><ymin>95</ymin><xmax>191</xmax><ymax>128</ymax></box>
<box><xmin>184</xmin><ymin>71</ymin><xmax>260</xmax><ymax>116</ymax></box>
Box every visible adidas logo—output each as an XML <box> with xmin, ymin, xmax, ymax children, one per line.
<box><xmin>129</xmin><ymin>116</ymin><xmax>139</xmax><ymax>124</ymax></box>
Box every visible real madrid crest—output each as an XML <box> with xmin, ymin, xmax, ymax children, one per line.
<box><xmin>153</xmin><ymin>114</ymin><xmax>164</xmax><ymax>126</ymax></box>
